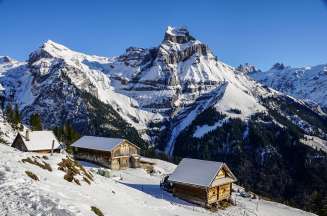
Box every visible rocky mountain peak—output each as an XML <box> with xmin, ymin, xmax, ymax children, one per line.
<box><xmin>163</xmin><ymin>26</ymin><xmax>195</xmax><ymax>44</ymax></box>
<box><xmin>28</xmin><ymin>40</ymin><xmax>77</xmax><ymax>65</ymax></box>
<box><xmin>125</xmin><ymin>47</ymin><xmax>146</xmax><ymax>55</ymax></box>
<box><xmin>156</xmin><ymin>26</ymin><xmax>209</xmax><ymax>66</ymax></box>
<box><xmin>0</xmin><ymin>56</ymin><xmax>13</xmax><ymax>64</ymax></box>
<box><xmin>42</xmin><ymin>40</ymin><xmax>67</xmax><ymax>49</ymax></box>
<box><xmin>237</xmin><ymin>63</ymin><xmax>261</xmax><ymax>74</ymax></box>
<box><xmin>271</xmin><ymin>62</ymin><xmax>286</xmax><ymax>70</ymax></box>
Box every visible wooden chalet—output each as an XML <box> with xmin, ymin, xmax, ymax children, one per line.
<box><xmin>168</xmin><ymin>158</ymin><xmax>237</xmax><ymax>207</ymax></box>
<box><xmin>71</xmin><ymin>136</ymin><xmax>141</xmax><ymax>170</ymax></box>
<box><xmin>11</xmin><ymin>130</ymin><xmax>61</xmax><ymax>153</ymax></box>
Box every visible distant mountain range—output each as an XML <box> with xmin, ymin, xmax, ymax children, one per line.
<box><xmin>249</xmin><ymin>63</ymin><xmax>327</xmax><ymax>112</ymax></box>
<box><xmin>0</xmin><ymin>26</ymin><xmax>327</xmax><ymax>215</ymax></box>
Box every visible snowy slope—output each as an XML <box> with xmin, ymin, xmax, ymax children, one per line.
<box><xmin>0</xmin><ymin>27</ymin><xmax>326</xmax><ymax>154</ymax></box>
<box><xmin>0</xmin><ymin>144</ymin><xmax>316</xmax><ymax>216</ymax></box>
<box><xmin>250</xmin><ymin>63</ymin><xmax>327</xmax><ymax>110</ymax></box>
<box><xmin>0</xmin><ymin>27</ymin><xmax>267</xmax><ymax>148</ymax></box>
<box><xmin>34</xmin><ymin>41</ymin><xmax>162</xmax><ymax>131</ymax></box>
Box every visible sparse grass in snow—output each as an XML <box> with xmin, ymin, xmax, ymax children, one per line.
<box><xmin>74</xmin><ymin>178</ymin><xmax>81</xmax><ymax>185</ymax></box>
<box><xmin>58</xmin><ymin>157</ymin><xmax>93</xmax><ymax>185</ymax></box>
<box><xmin>64</xmin><ymin>170</ymin><xmax>74</xmax><ymax>182</ymax></box>
<box><xmin>91</xmin><ymin>206</ymin><xmax>104</xmax><ymax>216</ymax></box>
<box><xmin>83</xmin><ymin>176</ymin><xmax>91</xmax><ymax>185</ymax></box>
<box><xmin>218</xmin><ymin>200</ymin><xmax>233</xmax><ymax>210</ymax></box>
<box><xmin>21</xmin><ymin>157</ymin><xmax>52</xmax><ymax>172</ymax></box>
<box><xmin>25</xmin><ymin>170</ymin><xmax>39</xmax><ymax>181</ymax></box>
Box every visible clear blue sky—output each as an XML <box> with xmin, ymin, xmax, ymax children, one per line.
<box><xmin>1</xmin><ymin>0</ymin><xmax>327</xmax><ymax>70</ymax></box>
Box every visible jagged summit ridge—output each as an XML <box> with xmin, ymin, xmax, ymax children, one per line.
<box><xmin>28</xmin><ymin>40</ymin><xmax>72</xmax><ymax>64</ymax></box>
<box><xmin>28</xmin><ymin>39</ymin><xmax>110</xmax><ymax>68</ymax></box>
<box><xmin>271</xmin><ymin>62</ymin><xmax>287</xmax><ymax>70</ymax></box>
<box><xmin>164</xmin><ymin>26</ymin><xmax>195</xmax><ymax>44</ymax></box>
<box><xmin>0</xmin><ymin>56</ymin><xmax>14</xmax><ymax>64</ymax></box>
<box><xmin>236</xmin><ymin>63</ymin><xmax>261</xmax><ymax>74</ymax></box>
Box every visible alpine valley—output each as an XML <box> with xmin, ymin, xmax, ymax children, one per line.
<box><xmin>0</xmin><ymin>27</ymin><xmax>327</xmax><ymax>215</ymax></box>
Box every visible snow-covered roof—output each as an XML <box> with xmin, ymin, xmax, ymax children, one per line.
<box><xmin>169</xmin><ymin>158</ymin><xmax>236</xmax><ymax>187</ymax></box>
<box><xmin>19</xmin><ymin>131</ymin><xmax>60</xmax><ymax>151</ymax></box>
<box><xmin>71</xmin><ymin>136</ymin><xmax>133</xmax><ymax>152</ymax></box>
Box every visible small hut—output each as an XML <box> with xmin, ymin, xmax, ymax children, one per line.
<box><xmin>168</xmin><ymin>158</ymin><xmax>237</xmax><ymax>207</ymax></box>
<box><xmin>71</xmin><ymin>136</ymin><xmax>141</xmax><ymax>170</ymax></box>
<box><xmin>11</xmin><ymin>130</ymin><xmax>60</xmax><ymax>153</ymax></box>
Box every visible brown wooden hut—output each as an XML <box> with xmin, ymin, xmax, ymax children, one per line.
<box><xmin>71</xmin><ymin>136</ymin><xmax>140</xmax><ymax>170</ymax></box>
<box><xmin>168</xmin><ymin>158</ymin><xmax>237</xmax><ymax>207</ymax></box>
<box><xmin>11</xmin><ymin>130</ymin><xmax>61</xmax><ymax>153</ymax></box>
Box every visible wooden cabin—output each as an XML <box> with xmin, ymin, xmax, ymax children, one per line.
<box><xmin>168</xmin><ymin>158</ymin><xmax>237</xmax><ymax>207</ymax></box>
<box><xmin>11</xmin><ymin>130</ymin><xmax>61</xmax><ymax>153</ymax></box>
<box><xmin>71</xmin><ymin>136</ymin><xmax>141</xmax><ymax>170</ymax></box>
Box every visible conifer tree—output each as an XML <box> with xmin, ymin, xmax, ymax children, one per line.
<box><xmin>53</xmin><ymin>123</ymin><xmax>80</xmax><ymax>145</ymax></box>
<box><xmin>5</xmin><ymin>104</ymin><xmax>21</xmax><ymax>129</ymax></box>
<box><xmin>29</xmin><ymin>113</ymin><xmax>42</xmax><ymax>131</ymax></box>
<box><xmin>13</xmin><ymin>104</ymin><xmax>21</xmax><ymax>126</ymax></box>
<box><xmin>5</xmin><ymin>104</ymin><xmax>14</xmax><ymax>124</ymax></box>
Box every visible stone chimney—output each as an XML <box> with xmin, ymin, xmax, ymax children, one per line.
<box><xmin>25</xmin><ymin>130</ymin><xmax>30</xmax><ymax>141</ymax></box>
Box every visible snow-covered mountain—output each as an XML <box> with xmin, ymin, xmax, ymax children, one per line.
<box><xmin>0</xmin><ymin>27</ymin><xmax>268</xmax><ymax>148</ymax></box>
<box><xmin>1</xmin><ymin>26</ymin><xmax>327</xmax><ymax>156</ymax></box>
<box><xmin>1</xmin><ymin>27</ymin><xmax>327</xmax><ymax>215</ymax></box>
<box><xmin>250</xmin><ymin>63</ymin><xmax>327</xmax><ymax>111</ymax></box>
<box><xmin>1</xmin><ymin>26</ymin><xmax>326</xmax><ymax>158</ymax></box>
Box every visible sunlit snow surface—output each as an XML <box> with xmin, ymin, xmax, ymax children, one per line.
<box><xmin>0</xmin><ymin>144</ymin><xmax>316</xmax><ymax>216</ymax></box>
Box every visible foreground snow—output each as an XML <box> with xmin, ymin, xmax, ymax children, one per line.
<box><xmin>0</xmin><ymin>144</ymin><xmax>316</xmax><ymax>216</ymax></box>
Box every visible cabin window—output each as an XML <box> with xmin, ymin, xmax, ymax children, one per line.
<box><xmin>216</xmin><ymin>169</ymin><xmax>226</xmax><ymax>179</ymax></box>
<box><xmin>113</xmin><ymin>143</ymin><xmax>131</xmax><ymax>157</ymax></box>
<box><xmin>121</xmin><ymin>144</ymin><xmax>129</xmax><ymax>155</ymax></box>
